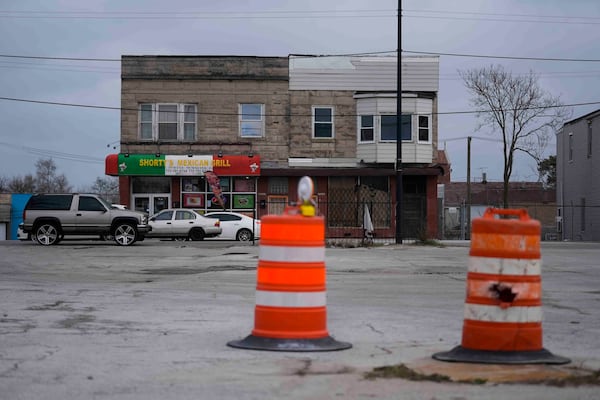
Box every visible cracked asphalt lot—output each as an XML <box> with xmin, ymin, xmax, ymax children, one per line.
<box><xmin>0</xmin><ymin>239</ymin><xmax>599</xmax><ymax>399</ymax></box>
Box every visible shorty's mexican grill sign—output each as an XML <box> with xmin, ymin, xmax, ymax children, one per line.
<box><xmin>106</xmin><ymin>154</ymin><xmax>260</xmax><ymax>176</ymax></box>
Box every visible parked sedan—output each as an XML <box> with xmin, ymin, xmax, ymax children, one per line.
<box><xmin>17</xmin><ymin>224</ymin><xmax>36</xmax><ymax>242</ymax></box>
<box><xmin>204</xmin><ymin>211</ymin><xmax>260</xmax><ymax>241</ymax></box>
<box><xmin>147</xmin><ymin>208</ymin><xmax>221</xmax><ymax>241</ymax></box>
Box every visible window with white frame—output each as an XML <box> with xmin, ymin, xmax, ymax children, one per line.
<box><xmin>140</xmin><ymin>104</ymin><xmax>153</xmax><ymax>140</ymax></box>
<box><xmin>313</xmin><ymin>106</ymin><xmax>334</xmax><ymax>139</ymax></box>
<box><xmin>239</xmin><ymin>103</ymin><xmax>264</xmax><ymax>138</ymax></box>
<box><xmin>418</xmin><ymin>115</ymin><xmax>431</xmax><ymax>142</ymax></box>
<box><xmin>380</xmin><ymin>114</ymin><xmax>412</xmax><ymax>141</ymax></box>
<box><xmin>139</xmin><ymin>103</ymin><xmax>197</xmax><ymax>141</ymax></box>
<box><xmin>359</xmin><ymin>115</ymin><xmax>374</xmax><ymax>143</ymax></box>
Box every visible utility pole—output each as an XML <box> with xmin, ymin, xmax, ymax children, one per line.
<box><xmin>466</xmin><ymin>136</ymin><xmax>472</xmax><ymax>240</ymax></box>
<box><xmin>395</xmin><ymin>0</ymin><xmax>403</xmax><ymax>244</ymax></box>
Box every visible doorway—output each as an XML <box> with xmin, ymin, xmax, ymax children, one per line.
<box><xmin>133</xmin><ymin>194</ymin><xmax>171</xmax><ymax>215</ymax></box>
<box><xmin>131</xmin><ymin>177</ymin><xmax>172</xmax><ymax>215</ymax></box>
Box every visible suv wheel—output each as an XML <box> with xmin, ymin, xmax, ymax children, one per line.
<box><xmin>189</xmin><ymin>228</ymin><xmax>205</xmax><ymax>241</ymax></box>
<box><xmin>35</xmin><ymin>222</ymin><xmax>61</xmax><ymax>246</ymax></box>
<box><xmin>113</xmin><ymin>222</ymin><xmax>137</xmax><ymax>246</ymax></box>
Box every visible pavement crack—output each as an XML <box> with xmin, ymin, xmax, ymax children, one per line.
<box><xmin>366</xmin><ymin>323</ymin><xmax>384</xmax><ymax>335</ymax></box>
<box><xmin>295</xmin><ymin>359</ymin><xmax>312</xmax><ymax>376</ymax></box>
<box><xmin>545</xmin><ymin>301</ymin><xmax>590</xmax><ymax>316</ymax></box>
<box><xmin>0</xmin><ymin>363</ymin><xmax>19</xmax><ymax>377</ymax></box>
<box><xmin>376</xmin><ymin>346</ymin><xmax>393</xmax><ymax>355</ymax></box>
<box><xmin>140</xmin><ymin>265</ymin><xmax>256</xmax><ymax>275</ymax></box>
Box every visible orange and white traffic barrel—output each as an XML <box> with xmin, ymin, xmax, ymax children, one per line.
<box><xmin>228</xmin><ymin>177</ymin><xmax>351</xmax><ymax>352</ymax></box>
<box><xmin>433</xmin><ymin>208</ymin><xmax>569</xmax><ymax>364</ymax></box>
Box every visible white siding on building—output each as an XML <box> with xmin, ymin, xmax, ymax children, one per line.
<box><xmin>289</xmin><ymin>56</ymin><xmax>439</xmax><ymax>92</ymax></box>
<box><xmin>557</xmin><ymin>111</ymin><xmax>600</xmax><ymax>241</ymax></box>
<box><xmin>357</xmin><ymin>142</ymin><xmax>432</xmax><ymax>164</ymax></box>
<box><xmin>355</xmin><ymin>95</ymin><xmax>433</xmax><ymax>164</ymax></box>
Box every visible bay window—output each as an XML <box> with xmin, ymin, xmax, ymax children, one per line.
<box><xmin>380</xmin><ymin>114</ymin><xmax>412</xmax><ymax>141</ymax></box>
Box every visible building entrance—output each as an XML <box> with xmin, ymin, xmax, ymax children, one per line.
<box><xmin>132</xmin><ymin>194</ymin><xmax>171</xmax><ymax>215</ymax></box>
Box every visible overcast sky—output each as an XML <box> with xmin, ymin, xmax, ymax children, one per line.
<box><xmin>1</xmin><ymin>0</ymin><xmax>600</xmax><ymax>188</ymax></box>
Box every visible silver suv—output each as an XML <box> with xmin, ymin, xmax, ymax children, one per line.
<box><xmin>22</xmin><ymin>194</ymin><xmax>150</xmax><ymax>246</ymax></box>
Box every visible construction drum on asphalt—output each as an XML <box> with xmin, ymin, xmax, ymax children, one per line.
<box><xmin>433</xmin><ymin>208</ymin><xmax>570</xmax><ymax>364</ymax></box>
<box><xmin>228</xmin><ymin>177</ymin><xmax>351</xmax><ymax>352</ymax></box>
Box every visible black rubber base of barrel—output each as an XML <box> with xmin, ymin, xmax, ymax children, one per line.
<box><xmin>227</xmin><ymin>335</ymin><xmax>352</xmax><ymax>352</ymax></box>
<box><xmin>432</xmin><ymin>346</ymin><xmax>571</xmax><ymax>365</ymax></box>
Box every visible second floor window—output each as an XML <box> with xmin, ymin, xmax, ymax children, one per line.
<box><xmin>359</xmin><ymin>115</ymin><xmax>374</xmax><ymax>142</ymax></box>
<box><xmin>239</xmin><ymin>103</ymin><xmax>264</xmax><ymax>137</ymax></box>
<box><xmin>418</xmin><ymin>115</ymin><xmax>431</xmax><ymax>142</ymax></box>
<box><xmin>139</xmin><ymin>103</ymin><xmax>197</xmax><ymax>141</ymax></box>
<box><xmin>313</xmin><ymin>106</ymin><xmax>334</xmax><ymax>139</ymax></box>
<box><xmin>380</xmin><ymin>114</ymin><xmax>412</xmax><ymax>141</ymax></box>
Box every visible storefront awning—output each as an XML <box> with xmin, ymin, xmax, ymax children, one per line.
<box><xmin>105</xmin><ymin>153</ymin><xmax>261</xmax><ymax>177</ymax></box>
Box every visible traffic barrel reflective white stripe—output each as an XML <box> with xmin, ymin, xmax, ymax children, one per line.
<box><xmin>433</xmin><ymin>208</ymin><xmax>570</xmax><ymax>364</ymax></box>
<box><xmin>255</xmin><ymin>290</ymin><xmax>327</xmax><ymax>308</ymax></box>
<box><xmin>464</xmin><ymin>304</ymin><xmax>542</xmax><ymax>323</ymax></box>
<box><xmin>468</xmin><ymin>256</ymin><xmax>541</xmax><ymax>276</ymax></box>
<box><xmin>259</xmin><ymin>245</ymin><xmax>326</xmax><ymax>263</ymax></box>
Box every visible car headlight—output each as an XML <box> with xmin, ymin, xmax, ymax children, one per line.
<box><xmin>141</xmin><ymin>215</ymin><xmax>148</xmax><ymax>224</ymax></box>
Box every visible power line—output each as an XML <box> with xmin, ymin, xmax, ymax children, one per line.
<box><xmin>1</xmin><ymin>8</ymin><xmax>599</xmax><ymax>24</ymax></box>
<box><xmin>0</xmin><ymin>142</ymin><xmax>105</xmax><ymax>164</ymax></box>
<box><xmin>0</xmin><ymin>54</ymin><xmax>120</xmax><ymax>62</ymax></box>
<box><xmin>403</xmin><ymin>14</ymin><xmax>600</xmax><ymax>25</ymax></box>
<box><xmin>403</xmin><ymin>9</ymin><xmax>600</xmax><ymax>21</ymax></box>
<box><xmin>0</xmin><ymin>51</ymin><xmax>399</xmax><ymax>63</ymax></box>
<box><xmin>4</xmin><ymin>49</ymin><xmax>600</xmax><ymax>64</ymax></box>
<box><xmin>0</xmin><ymin>9</ymin><xmax>395</xmax><ymax>20</ymax></box>
<box><xmin>0</xmin><ymin>95</ymin><xmax>595</xmax><ymax>117</ymax></box>
<box><xmin>403</xmin><ymin>50</ymin><xmax>600</xmax><ymax>63</ymax></box>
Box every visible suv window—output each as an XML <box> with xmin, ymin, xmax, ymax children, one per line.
<box><xmin>79</xmin><ymin>196</ymin><xmax>107</xmax><ymax>212</ymax></box>
<box><xmin>27</xmin><ymin>195</ymin><xmax>73</xmax><ymax>210</ymax></box>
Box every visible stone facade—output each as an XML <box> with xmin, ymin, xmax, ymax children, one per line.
<box><xmin>121</xmin><ymin>56</ymin><xmax>291</xmax><ymax>162</ymax></box>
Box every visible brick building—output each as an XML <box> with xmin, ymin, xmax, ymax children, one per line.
<box><xmin>441</xmin><ymin>181</ymin><xmax>557</xmax><ymax>240</ymax></box>
<box><xmin>105</xmin><ymin>55</ymin><xmax>447</xmax><ymax>240</ymax></box>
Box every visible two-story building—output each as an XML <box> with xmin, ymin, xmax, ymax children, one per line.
<box><xmin>557</xmin><ymin>109</ymin><xmax>600</xmax><ymax>241</ymax></box>
<box><xmin>105</xmin><ymin>55</ymin><xmax>446</xmax><ymax>240</ymax></box>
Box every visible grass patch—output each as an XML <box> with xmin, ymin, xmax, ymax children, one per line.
<box><xmin>364</xmin><ymin>364</ymin><xmax>452</xmax><ymax>382</ymax></box>
<box><xmin>519</xmin><ymin>370</ymin><xmax>600</xmax><ymax>387</ymax></box>
<box><xmin>413</xmin><ymin>238</ymin><xmax>445</xmax><ymax>247</ymax></box>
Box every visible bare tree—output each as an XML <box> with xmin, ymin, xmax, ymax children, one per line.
<box><xmin>91</xmin><ymin>176</ymin><xmax>119</xmax><ymax>203</ymax></box>
<box><xmin>8</xmin><ymin>174</ymin><xmax>36</xmax><ymax>193</ymax></box>
<box><xmin>0</xmin><ymin>176</ymin><xmax>8</xmax><ymax>193</ymax></box>
<box><xmin>34</xmin><ymin>158</ymin><xmax>72</xmax><ymax>193</ymax></box>
<box><xmin>460</xmin><ymin>64</ymin><xmax>570</xmax><ymax>208</ymax></box>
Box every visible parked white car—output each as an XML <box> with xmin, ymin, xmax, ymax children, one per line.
<box><xmin>204</xmin><ymin>211</ymin><xmax>260</xmax><ymax>241</ymax></box>
<box><xmin>147</xmin><ymin>208</ymin><xmax>221</xmax><ymax>241</ymax></box>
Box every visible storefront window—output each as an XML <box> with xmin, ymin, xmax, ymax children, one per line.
<box><xmin>182</xmin><ymin>177</ymin><xmax>205</xmax><ymax>193</ymax></box>
<box><xmin>180</xmin><ymin>176</ymin><xmax>256</xmax><ymax>213</ymax></box>
<box><xmin>132</xmin><ymin>177</ymin><xmax>171</xmax><ymax>193</ymax></box>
